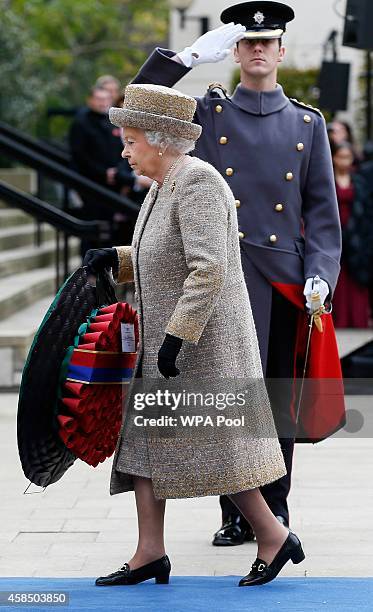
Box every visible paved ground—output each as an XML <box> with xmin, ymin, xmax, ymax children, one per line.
<box><xmin>0</xmin><ymin>330</ymin><xmax>372</xmax><ymax>581</ymax></box>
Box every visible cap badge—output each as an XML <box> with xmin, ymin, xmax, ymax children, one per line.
<box><xmin>253</xmin><ymin>11</ymin><xmax>265</xmax><ymax>25</ymax></box>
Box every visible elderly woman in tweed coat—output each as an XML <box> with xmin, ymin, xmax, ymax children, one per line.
<box><xmin>83</xmin><ymin>83</ymin><xmax>305</xmax><ymax>588</ymax></box>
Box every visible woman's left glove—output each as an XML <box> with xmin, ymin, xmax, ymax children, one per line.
<box><xmin>83</xmin><ymin>248</ymin><xmax>119</xmax><ymax>276</ymax></box>
<box><xmin>157</xmin><ymin>334</ymin><xmax>183</xmax><ymax>379</ymax></box>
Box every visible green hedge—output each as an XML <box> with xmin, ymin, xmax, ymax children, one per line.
<box><xmin>0</xmin><ymin>0</ymin><xmax>168</xmax><ymax>141</ymax></box>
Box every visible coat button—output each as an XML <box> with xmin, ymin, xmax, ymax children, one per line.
<box><xmin>226</xmin><ymin>167</ymin><xmax>234</xmax><ymax>176</ymax></box>
<box><xmin>296</xmin><ymin>142</ymin><xmax>304</xmax><ymax>151</ymax></box>
<box><xmin>235</xmin><ymin>199</ymin><xmax>241</xmax><ymax>208</ymax></box>
<box><xmin>215</xmin><ymin>105</ymin><xmax>223</xmax><ymax>113</ymax></box>
<box><xmin>269</xmin><ymin>234</ymin><xmax>278</xmax><ymax>243</ymax></box>
<box><xmin>275</xmin><ymin>203</ymin><xmax>284</xmax><ymax>212</ymax></box>
<box><xmin>239</xmin><ymin>231</ymin><xmax>245</xmax><ymax>239</ymax></box>
<box><xmin>304</xmin><ymin>114</ymin><xmax>312</xmax><ymax>123</ymax></box>
<box><xmin>219</xmin><ymin>136</ymin><xmax>228</xmax><ymax>144</ymax></box>
<box><xmin>285</xmin><ymin>172</ymin><xmax>294</xmax><ymax>181</ymax></box>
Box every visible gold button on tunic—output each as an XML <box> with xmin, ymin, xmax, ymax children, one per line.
<box><xmin>219</xmin><ymin>136</ymin><xmax>228</xmax><ymax>145</ymax></box>
<box><xmin>296</xmin><ymin>143</ymin><xmax>304</xmax><ymax>151</ymax></box>
<box><xmin>215</xmin><ymin>105</ymin><xmax>223</xmax><ymax>113</ymax></box>
<box><xmin>275</xmin><ymin>204</ymin><xmax>284</xmax><ymax>212</ymax></box>
<box><xmin>239</xmin><ymin>231</ymin><xmax>245</xmax><ymax>239</ymax></box>
<box><xmin>285</xmin><ymin>172</ymin><xmax>294</xmax><ymax>181</ymax></box>
<box><xmin>226</xmin><ymin>168</ymin><xmax>234</xmax><ymax>177</ymax></box>
<box><xmin>304</xmin><ymin>114</ymin><xmax>312</xmax><ymax>123</ymax></box>
<box><xmin>235</xmin><ymin>199</ymin><xmax>241</xmax><ymax>208</ymax></box>
<box><xmin>269</xmin><ymin>234</ymin><xmax>278</xmax><ymax>243</ymax></box>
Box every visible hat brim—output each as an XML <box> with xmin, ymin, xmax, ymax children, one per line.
<box><xmin>109</xmin><ymin>107</ymin><xmax>202</xmax><ymax>141</ymax></box>
<box><xmin>242</xmin><ymin>28</ymin><xmax>284</xmax><ymax>39</ymax></box>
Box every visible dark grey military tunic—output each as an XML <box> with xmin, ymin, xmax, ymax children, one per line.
<box><xmin>133</xmin><ymin>48</ymin><xmax>342</xmax><ymax>371</ymax></box>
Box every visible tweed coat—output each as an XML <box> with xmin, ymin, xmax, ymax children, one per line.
<box><xmin>132</xmin><ymin>48</ymin><xmax>342</xmax><ymax>372</ymax></box>
<box><xmin>110</xmin><ymin>156</ymin><xmax>286</xmax><ymax>499</ymax></box>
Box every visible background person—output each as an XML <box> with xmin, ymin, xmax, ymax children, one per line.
<box><xmin>69</xmin><ymin>85</ymin><xmax>136</xmax><ymax>251</ymax></box>
<box><xmin>95</xmin><ymin>74</ymin><xmax>121</xmax><ymax>106</ymax></box>
<box><xmin>331</xmin><ymin>141</ymin><xmax>372</xmax><ymax>328</ymax></box>
<box><xmin>328</xmin><ymin>120</ymin><xmax>353</xmax><ymax>146</ymax></box>
<box><xmin>328</xmin><ymin>119</ymin><xmax>362</xmax><ymax>169</ymax></box>
<box><xmin>69</xmin><ymin>85</ymin><xmax>123</xmax><ymax>195</ymax></box>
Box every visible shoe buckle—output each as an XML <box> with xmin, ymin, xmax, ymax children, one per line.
<box><xmin>257</xmin><ymin>563</ymin><xmax>266</xmax><ymax>572</ymax></box>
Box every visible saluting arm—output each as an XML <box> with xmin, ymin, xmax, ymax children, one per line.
<box><xmin>132</xmin><ymin>23</ymin><xmax>245</xmax><ymax>86</ymax></box>
<box><xmin>132</xmin><ymin>48</ymin><xmax>190</xmax><ymax>87</ymax></box>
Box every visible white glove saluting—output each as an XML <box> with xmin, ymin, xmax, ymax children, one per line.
<box><xmin>303</xmin><ymin>276</ymin><xmax>329</xmax><ymax>314</ymax></box>
<box><xmin>177</xmin><ymin>22</ymin><xmax>246</xmax><ymax>68</ymax></box>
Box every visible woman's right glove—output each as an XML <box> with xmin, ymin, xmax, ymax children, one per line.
<box><xmin>83</xmin><ymin>248</ymin><xmax>119</xmax><ymax>276</ymax></box>
<box><xmin>177</xmin><ymin>22</ymin><xmax>246</xmax><ymax>68</ymax></box>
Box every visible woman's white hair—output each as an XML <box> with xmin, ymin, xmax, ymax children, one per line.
<box><xmin>144</xmin><ymin>130</ymin><xmax>195</xmax><ymax>155</ymax></box>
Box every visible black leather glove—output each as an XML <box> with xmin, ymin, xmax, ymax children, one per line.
<box><xmin>157</xmin><ymin>334</ymin><xmax>183</xmax><ymax>379</ymax></box>
<box><xmin>83</xmin><ymin>248</ymin><xmax>118</xmax><ymax>276</ymax></box>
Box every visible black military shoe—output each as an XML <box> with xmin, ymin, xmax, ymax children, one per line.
<box><xmin>212</xmin><ymin>515</ymin><xmax>256</xmax><ymax>546</ymax></box>
<box><xmin>95</xmin><ymin>555</ymin><xmax>171</xmax><ymax>586</ymax></box>
<box><xmin>238</xmin><ymin>531</ymin><xmax>305</xmax><ymax>587</ymax></box>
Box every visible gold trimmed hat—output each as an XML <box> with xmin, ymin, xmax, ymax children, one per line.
<box><xmin>221</xmin><ymin>1</ymin><xmax>295</xmax><ymax>40</ymax></box>
<box><xmin>109</xmin><ymin>84</ymin><xmax>202</xmax><ymax>141</ymax></box>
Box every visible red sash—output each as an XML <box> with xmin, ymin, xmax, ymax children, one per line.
<box><xmin>272</xmin><ymin>282</ymin><xmax>346</xmax><ymax>442</ymax></box>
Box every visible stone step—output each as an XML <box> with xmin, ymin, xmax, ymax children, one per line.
<box><xmin>0</xmin><ymin>239</ymin><xmax>80</xmax><ymax>279</ymax></box>
<box><xmin>0</xmin><ymin>223</ymin><xmax>55</xmax><ymax>251</ymax></box>
<box><xmin>0</xmin><ymin>168</ymin><xmax>37</xmax><ymax>193</ymax></box>
<box><xmin>336</xmin><ymin>329</ymin><xmax>373</xmax><ymax>358</ymax></box>
<box><xmin>0</xmin><ymin>294</ymin><xmax>54</xmax><ymax>348</ymax></box>
<box><xmin>0</xmin><ymin>258</ymin><xmax>80</xmax><ymax>321</ymax></box>
<box><xmin>0</xmin><ymin>296</ymin><xmax>55</xmax><ymax>385</ymax></box>
<box><xmin>0</xmin><ymin>208</ymin><xmax>33</xmax><ymax>228</ymax></box>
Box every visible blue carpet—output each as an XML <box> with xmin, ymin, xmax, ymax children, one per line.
<box><xmin>0</xmin><ymin>577</ymin><xmax>372</xmax><ymax>611</ymax></box>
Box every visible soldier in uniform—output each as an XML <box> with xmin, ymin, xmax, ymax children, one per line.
<box><xmin>131</xmin><ymin>1</ymin><xmax>343</xmax><ymax>544</ymax></box>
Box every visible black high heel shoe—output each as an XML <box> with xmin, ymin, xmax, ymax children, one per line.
<box><xmin>95</xmin><ymin>555</ymin><xmax>171</xmax><ymax>586</ymax></box>
<box><xmin>238</xmin><ymin>531</ymin><xmax>305</xmax><ymax>587</ymax></box>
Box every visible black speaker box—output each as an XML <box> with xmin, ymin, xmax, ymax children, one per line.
<box><xmin>318</xmin><ymin>61</ymin><xmax>350</xmax><ymax>112</ymax></box>
<box><xmin>343</xmin><ymin>0</ymin><xmax>373</xmax><ymax>50</ymax></box>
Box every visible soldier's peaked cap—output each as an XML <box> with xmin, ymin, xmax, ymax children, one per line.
<box><xmin>221</xmin><ymin>1</ymin><xmax>295</xmax><ymax>40</ymax></box>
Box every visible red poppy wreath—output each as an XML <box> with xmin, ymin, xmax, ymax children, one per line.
<box><xmin>57</xmin><ymin>302</ymin><xmax>139</xmax><ymax>467</ymax></box>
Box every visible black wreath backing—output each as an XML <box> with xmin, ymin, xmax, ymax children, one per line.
<box><xmin>17</xmin><ymin>268</ymin><xmax>117</xmax><ymax>488</ymax></box>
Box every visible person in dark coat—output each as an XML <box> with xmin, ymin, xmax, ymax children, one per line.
<box><xmin>69</xmin><ymin>85</ymin><xmax>141</xmax><ymax>251</ymax></box>
<box><xmin>130</xmin><ymin>0</ymin><xmax>342</xmax><ymax>545</ymax></box>
<box><xmin>360</xmin><ymin>141</ymin><xmax>373</xmax><ymax>197</ymax></box>
<box><xmin>331</xmin><ymin>141</ymin><xmax>372</xmax><ymax>327</ymax></box>
<box><xmin>69</xmin><ymin>86</ymin><xmax>131</xmax><ymax>204</ymax></box>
